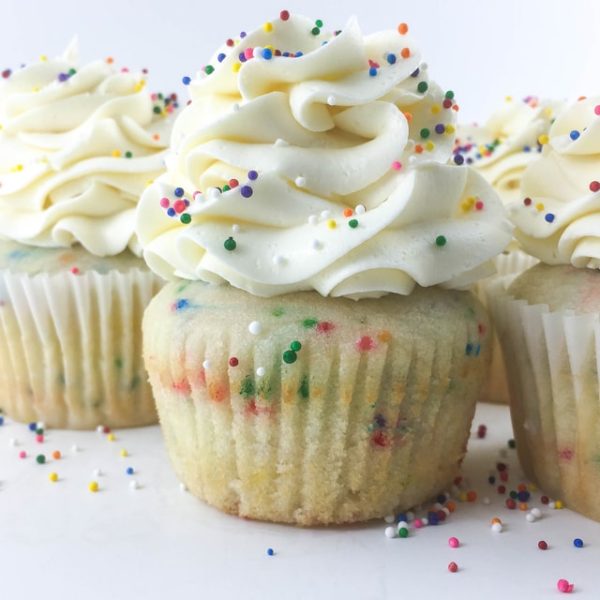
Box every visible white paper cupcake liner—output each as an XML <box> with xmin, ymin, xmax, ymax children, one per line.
<box><xmin>487</xmin><ymin>276</ymin><xmax>600</xmax><ymax>521</ymax></box>
<box><xmin>0</xmin><ymin>266</ymin><xmax>163</xmax><ymax>429</ymax></box>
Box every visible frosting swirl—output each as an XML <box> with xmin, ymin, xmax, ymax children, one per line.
<box><xmin>136</xmin><ymin>14</ymin><xmax>512</xmax><ymax>298</ymax></box>
<box><xmin>455</xmin><ymin>97</ymin><xmax>562</xmax><ymax>204</ymax></box>
<box><xmin>0</xmin><ymin>40</ymin><xmax>175</xmax><ymax>256</ymax></box>
<box><xmin>509</xmin><ymin>96</ymin><xmax>600</xmax><ymax>268</ymax></box>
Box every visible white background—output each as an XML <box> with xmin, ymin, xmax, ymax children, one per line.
<box><xmin>1</xmin><ymin>0</ymin><xmax>598</xmax><ymax>122</ymax></box>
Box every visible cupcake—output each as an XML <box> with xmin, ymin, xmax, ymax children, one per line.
<box><xmin>138</xmin><ymin>14</ymin><xmax>513</xmax><ymax>525</ymax></box>
<box><xmin>0</xmin><ymin>41</ymin><xmax>175</xmax><ymax>428</ymax></box>
<box><xmin>455</xmin><ymin>97</ymin><xmax>563</xmax><ymax>403</ymax></box>
<box><xmin>489</xmin><ymin>95</ymin><xmax>600</xmax><ymax>521</ymax></box>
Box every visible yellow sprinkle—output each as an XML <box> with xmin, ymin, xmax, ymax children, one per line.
<box><xmin>32</xmin><ymin>86</ymin><xmax>40</xmax><ymax>93</ymax></box>
<box><xmin>49</xmin><ymin>472</ymin><xmax>58</xmax><ymax>482</ymax></box>
<box><xmin>543</xmin><ymin>107</ymin><xmax>553</xmax><ymax>118</ymax></box>
<box><xmin>529</xmin><ymin>483</ymin><xmax>538</xmax><ymax>492</ymax></box>
<box><xmin>430</xmin><ymin>104</ymin><xmax>441</xmax><ymax>115</ymax></box>
<box><xmin>445</xmin><ymin>124</ymin><xmax>456</xmax><ymax>134</ymax></box>
<box><xmin>538</xmin><ymin>134</ymin><xmax>549</xmax><ymax>145</ymax></box>
<box><xmin>88</xmin><ymin>481</ymin><xmax>99</xmax><ymax>493</ymax></box>
<box><xmin>535</xmin><ymin>202</ymin><xmax>545</xmax><ymax>212</ymax></box>
<box><xmin>263</xmin><ymin>22</ymin><xmax>273</xmax><ymax>32</ymax></box>
<box><xmin>505</xmin><ymin>95</ymin><xmax>513</xmax><ymax>102</ymax></box>
<box><xmin>107</xmin><ymin>433</ymin><xmax>116</xmax><ymax>442</ymax></box>
<box><xmin>111</xmin><ymin>150</ymin><xmax>122</xmax><ymax>158</ymax></box>
<box><xmin>461</xmin><ymin>201</ymin><xmax>471</xmax><ymax>212</ymax></box>
<box><xmin>459</xmin><ymin>491</ymin><xmax>468</xmax><ymax>502</ymax></box>
<box><xmin>10</xmin><ymin>164</ymin><xmax>23</xmax><ymax>172</ymax></box>
<box><xmin>425</xmin><ymin>141</ymin><xmax>435</xmax><ymax>151</ymax></box>
<box><xmin>264</xmin><ymin>44</ymin><xmax>274</xmax><ymax>51</ymax></box>
<box><xmin>120</xmin><ymin>449</ymin><xmax>128</xmax><ymax>457</ymax></box>
<box><xmin>467</xmin><ymin>196</ymin><xmax>476</xmax><ymax>207</ymax></box>
<box><xmin>134</xmin><ymin>80</ymin><xmax>146</xmax><ymax>92</ymax></box>
<box><xmin>232</xmin><ymin>62</ymin><xmax>241</xmax><ymax>73</ymax></box>
<box><xmin>40</xmin><ymin>54</ymin><xmax>48</xmax><ymax>62</ymax></box>
<box><xmin>327</xmin><ymin>219</ymin><xmax>337</xmax><ymax>229</ymax></box>
<box><xmin>146</xmin><ymin>179</ymin><xmax>154</xmax><ymax>186</ymax></box>
<box><xmin>555</xmin><ymin>500</ymin><xmax>564</xmax><ymax>509</ymax></box>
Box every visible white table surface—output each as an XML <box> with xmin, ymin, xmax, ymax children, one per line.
<box><xmin>1</xmin><ymin>402</ymin><xmax>598</xmax><ymax>600</ymax></box>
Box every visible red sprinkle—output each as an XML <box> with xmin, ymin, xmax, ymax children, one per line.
<box><xmin>448</xmin><ymin>562</ymin><xmax>458</xmax><ymax>573</ymax></box>
<box><xmin>523</xmin><ymin>197</ymin><xmax>532</xmax><ymax>206</ymax></box>
<box><xmin>229</xmin><ymin>357</ymin><xmax>239</xmax><ymax>367</ymax></box>
<box><xmin>590</xmin><ymin>180</ymin><xmax>600</xmax><ymax>193</ymax></box>
<box><xmin>280</xmin><ymin>9</ymin><xmax>290</xmax><ymax>20</ymax></box>
<box><xmin>506</xmin><ymin>498</ymin><xmax>517</xmax><ymax>510</ymax></box>
<box><xmin>541</xmin><ymin>495</ymin><xmax>550</xmax><ymax>505</ymax></box>
<box><xmin>70</xmin><ymin>267</ymin><xmax>80</xmax><ymax>275</ymax></box>
<box><xmin>356</xmin><ymin>336</ymin><xmax>375</xmax><ymax>352</ymax></box>
<box><xmin>477</xmin><ymin>424</ymin><xmax>487</xmax><ymax>439</ymax></box>
<box><xmin>538</xmin><ymin>540</ymin><xmax>548</xmax><ymax>550</ymax></box>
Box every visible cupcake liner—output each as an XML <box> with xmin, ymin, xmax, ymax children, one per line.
<box><xmin>144</xmin><ymin>284</ymin><xmax>489</xmax><ymax>525</ymax></box>
<box><xmin>0</xmin><ymin>266</ymin><xmax>162</xmax><ymax>429</ymax></box>
<box><xmin>487</xmin><ymin>277</ymin><xmax>600</xmax><ymax>521</ymax></box>
<box><xmin>476</xmin><ymin>248</ymin><xmax>539</xmax><ymax>404</ymax></box>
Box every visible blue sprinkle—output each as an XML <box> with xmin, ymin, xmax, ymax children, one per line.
<box><xmin>545</xmin><ymin>213</ymin><xmax>555</xmax><ymax>223</ymax></box>
<box><xmin>182</xmin><ymin>76</ymin><xmax>191</xmax><ymax>85</ymax></box>
<box><xmin>282</xmin><ymin>52</ymin><xmax>290</xmax><ymax>57</ymax></box>
<box><xmin>295</xmin><ymin>51</ymin><xmax>303</xmax><ymax>57</ymax></box>
<box><xmin>573</xmin><ymin>538</ymin><xmax>584</xmax><ymax>548</ymax></box>
<box><xmin>28</xmin><ymin>422</ymin><xmax>37</xmax><ymax>431</ymax></box>
<box><xmin>368</xmin><ymin>67</ymin><xmax>378</xmax><ymax>77</ymax></box>
<box><xmin>396</xmin><ymin>513</ymin><xmax>408</xmax><ymax>523</ymax></box>
<box><xmin>386</xmin><ymin>53</ymin><xmax>396</xmax><ymax>65</ymax></box>
<box><xmin>262</xmin><ymin>48</ymin><xmax>273</xmax><ymax>60</ymax></box>
<box><xmin>437</xmin><ymin>494</ymin><xmax>447</xmax><ymax>504</ymax></box>
<box><xmin>465</xmin><ymin>343</ymin><xmax>473</xmax><ymax>355</ymax></box>
<box><xmin>410</xmin><ymin>68</ymin><xmax>420</xmax><ymax>78</ymax></box>
<box><xmin>523</xmin><ymin>145</ymin><xmax>531</xmax><ymax>152</ymax></box>
<box><xmin>126</xmin><ymin>467</ymin><xmax>135</xmax><ymax>476</ymax></box>
<box><xmin>240</xmin><ymin>31</ymin><xmax>247</xmax><ymax>39</ymax></box>
<box><xmin>174</xmin><ymin>187</ymin><xmax>184</xmax><ymax>197</ymax></box>
<box><xmin>427</xmin><ymin>512</ymin><xmax>439</xmax><ymax>526</ymax></box>
<box><xmin>517</xmin><ymin>490</ymin><xmax>530</xmax><ymax>502</ymax></box>
<box><xmin>454</xmin><ymin>154</ymin><xmax>465</xmax><ymax>166</ymax></box>
<box><xmin>475</xmin><ymin>344</ymin><xmax>481</xmax><ymax>356</ymax></box>
<box><xmin>267</xmin><ymin>548</ymin><xmax>275</xmax><ymax>556</ymax></box>
<box><xmin>239</xmin><ymin>53</ymin><xmax>247</xmax><ymax>63</ymax></box>
<box><xmin>0</xmin><ymin>416</ymin><xmax>4</xmax><ymax>426</ymax></box>
<box><xmin>570</xmin><ymin>130</ymin><xmax>580</xmax><ymax>140</ymax></box>
<box><xmin>247</xmin><ymin>170</ymin><xmax>258</xmax><ymax>181</ymax></box>
<box><xmin>175</xmin><ymin>299</ymin><xmax>190</xmax><ymax>311</ymax></box>
<box><xmin>166</xmin><ymin>207</ymin><xmax>176</xmax><ymax>217</ymax></box>
<box><xmin>217</xmin><ymin>53</ymin><xmax>226</xmax><ymax>63</ymax></box>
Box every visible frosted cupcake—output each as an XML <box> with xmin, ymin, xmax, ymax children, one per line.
<box><xmin>455</xmin><ymin>97</ymin><xmax>563</xmax><ymax>402</ymax></box>
<box><xmin>489</xmin><ymin>95</ymin><xmax>600</xmax><ymax>521</ymax></box>
<box><xmin>138</xmin><ymin>14</ymin><xmax>512</xmax><ymax>525</ymax></box>
<box><xmin>0</xmin><ymin>41</ymin><xmax>175</xmax><ymax>428</ymax></box>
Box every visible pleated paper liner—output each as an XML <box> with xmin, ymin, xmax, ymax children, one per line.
<box><xmin>477</xmin><ymin>248</ymin><xmax>539</xmax><ymax>404</ymax></box>
<box><xmin>144</xmin><ymin>282</ymin><xmax>491</xmax><ymax>525</ymax></box>
<box><xmin>487</xmin><ymin>276</ymin><xmax>600</xmax><ymax>522</ymax></box>
<box><xmin>0</xmin><ymin>266</ymin><xmax>163</xmax><ymax>429</ymax></box>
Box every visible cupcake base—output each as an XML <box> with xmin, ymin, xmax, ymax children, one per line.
<box><xmin>0</xmin><ymin>240</ymin><xmax>162</xmax><ymax>429</ymax></box>
<box><xmin>144</xmin><ymin>281</ymin><xmax>491</xmax><ymax>525</ymax></box>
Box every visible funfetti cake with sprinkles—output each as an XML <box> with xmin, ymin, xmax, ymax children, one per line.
<box><xmin>0</xmin><ymin>40</ymin><xmax>177</xmax><ymax>429</ymax></box>
<box><xmin>488</xmin><ymin>95</ymin><xmax>600</xmax><ymax>522</ymax></box>
<box><xmin>137</xmin><ymin>12</ymin><xmax>513</xmax><ymax>525</ymax></box>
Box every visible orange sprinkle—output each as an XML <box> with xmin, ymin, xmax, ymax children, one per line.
<box><xmin>343</xmin><ymin>208</ymin><xmax>353</xmax><ymax>218</ymax></box>
<box><xmin>491</xmin><ymin>517</ymin><xmax>502</xmax><ymax>525</ymax></box>
<box><xmin>398</xmin><ymin>23</ymin><xmax>409</xmax><ymax>34</ymax></box>
<box><xmin>106</xmin><ymin>56</ymin><xmax>114</xmax><ymax>64</ymax></box>
<box><xmin>403</xmin><ymin>111</ymin><xmax>413</xmax><ymax>123</ymax></box>
<box><xmin>52</xmin><ymin>450</ymin><xmax>61</xmax><ymax>460</ymax></box>
<box><xmin>446</xmin><ymin>501</ymin><xmax>456</xmax><ymax>513</ymax></box>
<box><xmin>578</xmin><ymin>96</ymin><xmax>587</xmax><ymax>101</ymax></box>
<box><xmin>452</xmin><ymin>104</ymin><xmax>460</xmax><ymax>112</ymax></box>
<box><xmin>517</xmin><ymin>483</ymin><xmax>527</xmax><ymax>492</ymax></box>
<box><xmin>152</xmin><ymin>133</ymin><xmax>160</xmax><ymax>141</ymax></box>
<box><xmin>414</xmin><ymin>144</ymin><xmax>424</xmax><ymax>154</ymax></box>
<box><xmin>400</xmin><ymin>47</ymin><xmax>410</xmax><ymax>59</ymax></box>
<box><xmin>519</xmin><ymin>502</ymin><xmax>529</xmax><ymax>511</ymax></box>
<box><xmin>378</xmin><ymin>330</ymin><xmax>391</xmax><ymax>343</ymax></box>
<box><xmin>466</xmin><ymin>490</ymin><xmax>477</xmax><ymax>502</ymax></box>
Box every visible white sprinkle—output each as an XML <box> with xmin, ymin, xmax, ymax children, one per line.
<box><xmin>308</xmin><ymin>215</ymin><xmax>318</xmax><ymax>226</ymax></box>
<box><xmin>421</xmin><ymin>62</ymin><xmax>428</xmax><ymax>71</ymax></box>
<box><xmin>232</xmin><ymin>224</ymin><xmax>240</xmax><ymax>234</ymax></box>
<box><xmin>442</xmin><ymin>507</ymin><xmax>450</xmax><ymax>516</ymax></box>
<box><xmin>179</xmin><ymin>482</ymin><xmax>188</xmax><ymax>492</ymax></box>
<box><xmin>96</xmin><ymin>425</ymin><xmax>104</xmax><ymax>434</ymax></box>
<box><xmin>548</xmin><ymin>501</ymin><xmax>556</xmax><ymax>509</ymax></box>
<box><xmin>129</xmin><ymin>480</ymin><xmax>139</xmax><ymax>490</ymax></box>
<box><xmin>526</xmin><ymin>513</ymin><xmax>536</xmax><ymax>523</ymax></box>
<box><xmin>295</xmin><ymin>176</ymin><xmax>306</xmax><ymax>187</ymax></box>
<box><xmin>422</xmin><ymin>518</ymin><xmax>429</xmax><ymax>526</ymax></box>
<box><xmin>482</xmin><ymin>496</ymin><xmax>491</xmax><ymax>505</ymax></box>
<box><xmin>434</xmin><ymin>502</ymin><xmax>443</xmax><ymax>510</ymax></box>
<box><xmin>531</xmin><ymin>507</ymin><xmax>542</xmax><ymax>519</ymax></box>
<box><xmin>311</xmin><ymin>239</ymin><xmax>322</xmax><ymax>251</ymax></box>
<box><xmin>248</xmin><ymin>321</ymin><xmax>262</xmax><ymax>335</ymax></box>
<box><xmin>71</xmin><ymin>444</ymin><xmax>79</xmax><ymax>453</ymax></box>
<box><xmin>202</xmin><ymin>359</ymin><xmax>211</xmax><ymax>370</ymax></box>
<box><xmin>355</xmin><ymin>204</ymin><xmax>366</xmax><ymax>215</ymax></box>
<box><xmin>320</xmin><ymin>210</ymin><xmax>331</xmax><ymax>219</ymax></box>
<box><xmin>256</xmin><ymin>367</ymin><xmax>266</xmax><ymax>377</ymax></box>
<box><xmin>274</xmin><ymin>138</ymin><xmax>288</xmax><ymax>147</ymax></box>
<box><xmin>406</xmin><ymin>511</ymin><xmax>415</xmax><ymax>522</ymax></box>
<box><xmin>9</xmin><ymin>438</ymin><xmax>17</xmax><ymax>447</ymax></box>
<box><xmin>384</xmin><ymin>514</ymin><xmax>395</xmax><ymax>524</ymax></box>
<box><xmin>408</xmin><ymin>155</ymin><xmax>418</xmax><ymax>165</ymax></box>
<box><xmin>491</xmin><ymin>522</ymin><xmax>503</xmax><ymax>533</ymax></box>
<box><xmin>273</xmin><ymin>255</ymin><xmax>285</xmax><ymax>266</ymax></box>
<box><xmin>397</xmin><ymin>521</ymin><xmax>408</xmax><ymax>530</ymax></box>
<box><xmin>232</xmin><ymin>103</ymin><xmax>240</xmax><ymax>112</ymax></box>
<box><xmin>327</xmin><ymin>95</ymin><xmax>336</xmax><ymax>106</ymax></box>
<box><xmin>37</xmin><ymin>421</ymin><xmax>45</xmax><ymax>430</ymax></box>
<box><xmin>93</xmin><ymin>468</ymin><xmax>102</xmax><ymax>477</ymax></box>
<box><xmin>253</xmin><ymin>46</ymin><xmax>264</xmax><ymax>59</ymax></box>
<box><xmin>208</xmin><ymin>187</ymin><xmax>221</xmax><ymax>200</ymax></box>
<box><xmin>384</xmin><ymin>526</ymin><xmax>397</xmax><ymax>539</ymax></box>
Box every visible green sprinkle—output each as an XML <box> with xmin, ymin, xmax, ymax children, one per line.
<box><xmin>114</xmin><ymin>357</ymin><xmax>123</xmax><ymax>369</ymax></box>
<box><xmin>157</xmin><ymin>93</ymin><xmax>164</xmax><ymax>100</ymax></box>
<box><xmin>153</xmin><ymin>106</ymin><xmax>161</xmax><ymax>114</ymax></box>
<box><xmin>435</xmin><ymin>235</ymin><xmax>447</xmax><ymax>247</ymax></box>
<box><xmin>224</xmin><ymin>237</ymin><xmax>237</xmax><ymax>251</ymax></box>
<box><xmin>180</xmin><ymin>214</ymin><xmax>191</xmax><ymax>224</ymax></box>
<box><xmin>222</xmin><ymin>184</ymin><xmax>230</xmax><ymax>192</ymax></box>
<box><xmin>348</xmin><ymin>219</ymin><xmax>359</xmax><ymax>229</ymax></box>
<box><xmin>129</xmin><ymin>375</ymin><xmax>141</xmax><ymax>391</ymax></box>
<box><xmin>36</xmin><ymin>428</ymin><xmax>44</xmax><ymax>435</ymax></box>
<box><xmin>290</xmin><ymin>340</ymin><xmax>302</xmax><ymax>352</ymax></box>
<box><xmin>420</xmin><ymin>128</ymin><xmax>430</xmax><ymax>139</ymax></box>
<box><xmin>240</xmin><ymin>375</ymin><xmax>256</xmax><ymax>399</ymax></box>
<box><xmin>398</xmin><ymin>527</ymin><xmax>409</xmax><ymax>538</ymax></box>
<box><xmin>68</xmin><ymin>68</ymin><xmax>76</xmax><ymax>76</ymax></box>
<box><xmin>36</xmin><ymin>454</ymin><xmax>46</xmax><ymax>464</ymax></box>
<box><xmin>283</xmin><ymin>350</ymin><xmax>297</xmax><ymax>364</ymax></box>
<box><xmin>302</xmin><ymin>318</ymin><xmax>318</xmax><ymax>329</ymax></box>
<box><xmin>311</xmin><ymin>26</ymin><xmax>320</xmax><ymax>35</ymax></box>
<box><xmin>445</xmin><ymin>90</ymin><xmax>455</xmax><ymax>99</ymax></box>
<box><xmin>417</xmin><ymin>81</ymin><xmax>428</xmax><ymax>94</ymax></box>
<box><xmin>315</xmin><ymin>19</ymin><xmax>323</xmax><ymax>27</ymax></box>
<box><xmin>298</xmin><ymin>375</ymin><xmax>310</xmax><ymax>399</ymax></box>
<box><xmin>205</xmin><ymin>65</ymin><xmax>214</xmax><ymax>75</ymax></box>
<box><xmin>272</xmin><ymin>307</ymin><xmax>285</xmax><ymax>317</ymax></box>
<box><xmin>124</xmin><ymin>151</ymin><xmax>133</xmax><ymax>158</ymax></box>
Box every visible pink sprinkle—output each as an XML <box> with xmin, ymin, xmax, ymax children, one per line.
<box><xmin>594</xmin><ymin>105</ymin><xmax>600</xmax><ymax>116</ymax></box>
<box><xmin>160</xmin><ymin>197</ymin><xmax>170</xmax><ymax>208</ymax></box>
<box><xmin>557</xmin><ymin>579</ymin><xmax>574</xmax><ymax>594</ymax></box>
<box><xmin>414</xmin><ymin>518</ymin><xmax>423</xmax><ymax>528</ymax></box>
<box><xmin>316</xmin><ymin>321</ymin><xmax>335</xmax><ymax>334</ymax></box>
<box><xmin>391</xmin><ymin>161</ymin><xmax>403</xmax><ymax>171</ymax></box>
<box><xmin>356</xmin><ymin>336</ymin><xmax>376</xmax><ymax>352</ymax></box>
<box><xmin>173</xmin><ymin>199</ymin><xmax>186</xmax><ymax>214</ymax></box>
<box><xmin>475</xmin><ymin>200</ymin><xmax>484</xmax><ymax>210</ymax></box>
<box><xmin>18</xmin><ymin>450</ymin><xmax>26</xmax><ymax>459</ymax></box>
<box><xmin>70</xmin><ymin>267</ymin><xmax>80</xmax><ymax>275</ymax></box>
<box><xmin>35</xmin><ymin>434</ymin><xmax>44</xmax><ymax>443</ymax></box>
<box><xmin>244</xmin><ymin>48</ymin><xmax>254</xmax><ymax>60</ymax></box>
<box><xmin>448</xmin><ymin>537</ymin><xmax>460</xmax><ymax>548</ymax></box>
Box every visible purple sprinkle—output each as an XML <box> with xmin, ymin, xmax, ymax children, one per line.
<box><xmin>240</xmin><ymin>31</ymin><xmax>247</xmax><ymax>38</ymax></box>
<box><xmin>239</xmin><ymin>52</ymin><xmax>247</xmax><ymax>63</ymax></box>
<box><xmin>240</xmin><ymin>185</ymin><xmax>253</xmax><ymax>198</ymax></box>
<box><xmin>435</xmin><ymin>124</ymin><xmax>445</xmax><ymax>134</ymax></box>
<box><xmin>58</xmin><ymin>72</ymin><xmax>69</xmax><ymax>82</ymax></box>
<box><xmin>247</xmin><ymin>170</ymin><xmax>258</xmax><ymax>181</ymax></box>
<box><xmin>453</xmin><ymin>154</ymin><xmax>465</xmax><ymax>166</ymax></box>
